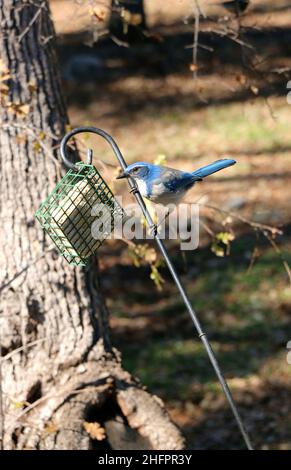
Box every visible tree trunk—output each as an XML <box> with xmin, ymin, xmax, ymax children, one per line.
<box><xmin>0</xmin><ymin>0</ymin><xmax>184</xmax><ymax>450</ymax></box>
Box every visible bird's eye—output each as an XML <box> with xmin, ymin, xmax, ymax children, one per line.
<box><xmin>132</xmin><ymin>168</ymin><xmax>139</xmax><ymax>174</ymax></box>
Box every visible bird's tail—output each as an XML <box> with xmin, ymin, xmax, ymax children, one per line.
<box><xmin>192</xmin><ymin>158</ymin><xmax>236</xmax><ymax>180</ymax></box>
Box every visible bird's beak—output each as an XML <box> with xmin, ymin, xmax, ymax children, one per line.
<box><xmin>116</xmin><ymin>172</ymin><xmax>128</xmax><ymax>180</ymax></box>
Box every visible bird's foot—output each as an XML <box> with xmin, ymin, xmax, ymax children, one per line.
<box><xmin>149</xmin><ymin>224</ymin><xmax>158</xmax><ymax>237</ymax></box>
<box><xmin>149</xmin><ymin>209</ymin><xmax>171</xmax><ymax>237</ymax></box>
<box><xmin>129</xmin><ymin>186</ymin><xmax>139</xmax><ymax>195</ymax></box>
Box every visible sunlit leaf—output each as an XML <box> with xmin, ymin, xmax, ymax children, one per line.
<box><xmin>150</xmin><ymin>264</ymin><xmax>165</xmax><ymax>291</ymax></box>
<box><xmin>121</xmin><ymin>10</ymin><xmax>143</xmax><ymax>26</ymax></box>
<box><xmin>44</xmin><ymin>421</ymin><xmax>57</xmax><ymax>434</ymax></box>
<box><xmin>154</xmin><ymin>154</ymin><xmax>167</xmax><ymax>166</ymax></box>
<box><xmin>236</xmin><ymin>74</ymin><xmax>247</xmax><ymax>85</ymax></box>
<box><xmin>7</xmin><ymin>102</ymin><xmax>30</xmax><ymax>117</ymax></box>
<box><xmin>11</xmin><ymin>401</ymin><xmax>27</xmax><ymax>409</ymax></box>
<box><xmin>0</xmin><ymin>73</ymin><xmax>11</xmax><ymax>82</ymax></box>
<box><xmin>189</xmin><ymin>63</ymin><xmax>198</xmax><ymax>72</ymax></box>
<box><xmin>216</xmin><ymin>231</ymin><xmax>235</xmax><ymax>245</ymax></box>
<box><xmin>144</xmin><ymin>247</ymin><xmax>157</xmax><ymax>264</ymax></box>
<box><xmin>0</xmin><ymin>59</ymin><xmax>9</xmax><ymax>73</ymax></box>
<box><xmin>83</xmin><ymin>421</ymin><xmax>106</xmax><ymax>441</ymax></box>
<box><xmin>211</xmin><ymin>241</ymin><xmax>225</xmax><ymax>257</ymax></box>
<box><xmin>91</xmin><ymin>6</ymin><xmax>107</xmax><ymax>22</ymax></box>
<box><xmin>28</xmin><ymin>82</ymin><xmax>37</xmax><ymax>94</ymax></box>
<box><xmin>33</xmin><ymin>141</ymin><xmax>42</xmax><ymax>152</ymax></box>
<box><xmin>250</xmin><ymin>85</ymin><xmax>259</xmax><ymax>95</ymax></box>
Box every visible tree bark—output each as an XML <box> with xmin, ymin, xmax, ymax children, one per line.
<box><xmin>0</xmin><ymin>0</ymin><xmax>184</xmax><ymax>450</ymax></box>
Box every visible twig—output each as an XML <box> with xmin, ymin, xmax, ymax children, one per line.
<box><xmin>18</xmin><ymin>1</ymin><xmax>46</xmax><ymax>43</ymax></box>
<box><xmin>246</xmin><ymin>245</ymin><xmax>260</xmax><ymax>275</ymax></box>
<box><xmin>202</xmin><ymin>203</ymin><xmax>282</xmax><ymax>236</ymax></box>
<box><xmin>200</xmin><ymin>219</ymin><xmax>216</xmax><ymax>237</ymax></box>
<box><xmin>0</xmin><ymin>246</ymin><xmax>55</xmax><ymax>294</ymax></box>
<box><xmin>1</xmin><ymin>123</ymin><xmax>62</xmax><ymax>168</ymax></box>
<box><xmin>6</xmin><ymin>383</ymin><xmax>111</xmax><ymax>434</ymax></box>
<box><xmin>264</xmin><ymin>97</ymin><xmax>277</xmax><ymax>122</ymax></box>
<box><xmin>0</xmin><ymin>122</ymin><xmax>59</xmax><ymax>140</ymax></box>
<box><xmin>202</xmin><ymin>203</ymin><xmax>290</xmax><ymax>285</ymax></box>
<box><xmin>110</xmin><ymin>34</ymin><xmax>130</xmax><ymax>48</ymax></box>
<box><xmin>192</xmin><ymin>1</ymin><xmax>200</xmax><ymax>80</ymax></box>
<box><xmin>209</xmin><ymin>25</ymin><xmax>254</xmax><ymax>49</ymax></box>
<box><xmin>265</xmin><ymin>234</ymin><xmax>291</xmax><ymax>285</ymax></box>
<box><xmin>185</xmin><ymin>42</ymin><xmax>214</xmax><ymax>52</ymax></box>
<box><xmin>0</xmin><ymin>338</ymin><xmax>47</xmax><ymax>363</ymax></box>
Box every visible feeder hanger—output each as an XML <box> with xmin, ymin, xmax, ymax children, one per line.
<box><xmin>60</xmin><ymin>126</ymin><xmax>253</xmax><ymax>451</ymax></box>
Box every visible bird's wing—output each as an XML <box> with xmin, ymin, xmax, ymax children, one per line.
<box><xmin>159</xmin><ymin>167</ymin><xmax>194</xmax><ymax>193</ymax></box>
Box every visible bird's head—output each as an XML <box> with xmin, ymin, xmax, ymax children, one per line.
<box><xmin>116</xmin><ymin>162</ymin><xmax>152</xmax><ymax>182</ymax></box>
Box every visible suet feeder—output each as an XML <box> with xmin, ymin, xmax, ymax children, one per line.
<box><xmin>35</xmin><ymin>161</ymin><xmax>123</xmax><ymax>266</ymax></box>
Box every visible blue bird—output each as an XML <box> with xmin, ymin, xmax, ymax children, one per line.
<box><xmin>117</xmin><ymin>159</ymin><xmax>236</xmax><ymax>206</ymax></box>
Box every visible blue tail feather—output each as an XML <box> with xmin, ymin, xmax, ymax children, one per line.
<box><xmin>192</xmin><ymin>158</ymin><xmax>236</xmax><ymax>180</ymax></box>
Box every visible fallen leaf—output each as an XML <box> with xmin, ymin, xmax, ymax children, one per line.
<box><xmin>236</xmin><ymin>74</ymin><xmax>247</xmax><ymax>85</ymax></box>
<box><xmin>83</xmin><ymin>421</ymin><xmax>106</xmax><ymax>441</ymax></box>
<box><xmin>28</xmin><ymin>82</ymin><xmax>37</xmax><ymax>94</ymax></box>
<box><xmin>0</xmin><ymin>59</ymin><xmax>9</xmax><ymax>73</ymax></box>
<box><xmin>189</xmin><ymin>63</ymin><xmax>198</xmax><ymax>72</ymax></box>
<box><xmin>7</xmin><ymin>102</ymin><xmax>30</xmax><ymax>117</ymax></box>
<box><xmin>33</xmin><ymin>140</ymin><xmax>42</xmax><ymax>152</ymax></box>
<box><xmin>44</xmin><ymin>421</ymin><xmax>57</xmax><ymax>434</ymax></box>
<box><xmin>0</xmin><ymin>73</ymin><xmax>11</xmax><ymax>82</ymax></box>
<box><xmin>250</xmin><ymin>85</ymin><xmax>259</xmax><ymax>95</ymax></box>
<box><xmin>121</xmin><ymin>10</ymin><xmax>143</xmax><ymax>26</ymax></box>
<box><xmin>15</xmin><ymin>134</ymin><xmax>27</xmax><ymax>144</ymax></box>
<box><xmin>91</xmin><ymin>6</ymin><xmax>107</xmax><ymax>22</ymax></box>
<box><xmin>12</xmin><ymin>401</ymin><xmax>27</xmax><ymax>409</ymax></box>
<box><xmin>0</xmin><ymin>82</ymin><xmax>9</xmax><ymax>94</ymax></box>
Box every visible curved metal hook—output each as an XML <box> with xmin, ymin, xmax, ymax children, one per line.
<box><xmin>60</xmin><ymin>126</ymin><xmax>129</xmax><ymax>172</ymax></box>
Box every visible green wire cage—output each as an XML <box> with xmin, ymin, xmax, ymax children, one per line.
<box><xmin>35</xmin><ymin>162</ymin><xmax>123</xmax><ymax>266</ymax></box>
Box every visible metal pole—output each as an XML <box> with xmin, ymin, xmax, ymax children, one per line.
<box><xmin>60</xmin><ymin>127</ymin><xmax>253</xmax><ymax>450</ymax></box>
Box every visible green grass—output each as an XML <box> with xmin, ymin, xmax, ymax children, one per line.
<box><xmin>119</xmin><ymin>245</ymin><xmax>291</xmax><ymax>401</ymax></box>
<box><xmin>202</xmin><ymin>102</ymin><xmax>290</xmax><ymax>151</ymax></box>
<box><xmin>75</xmin><ymin>96</ymin><xmax>291</xmax><ymax>165</ymax></box>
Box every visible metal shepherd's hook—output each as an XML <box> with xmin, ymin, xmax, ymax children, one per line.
<box><xmin>60</xmin><ymin>126</ymin><xmax>253</xmax><ymax>450</ymax></box>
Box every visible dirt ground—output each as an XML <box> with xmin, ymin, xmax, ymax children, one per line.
<box><xmin>50</xmin><ymin>0</ymin><xmax>291</xmax><ymax>449</ymax></box>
